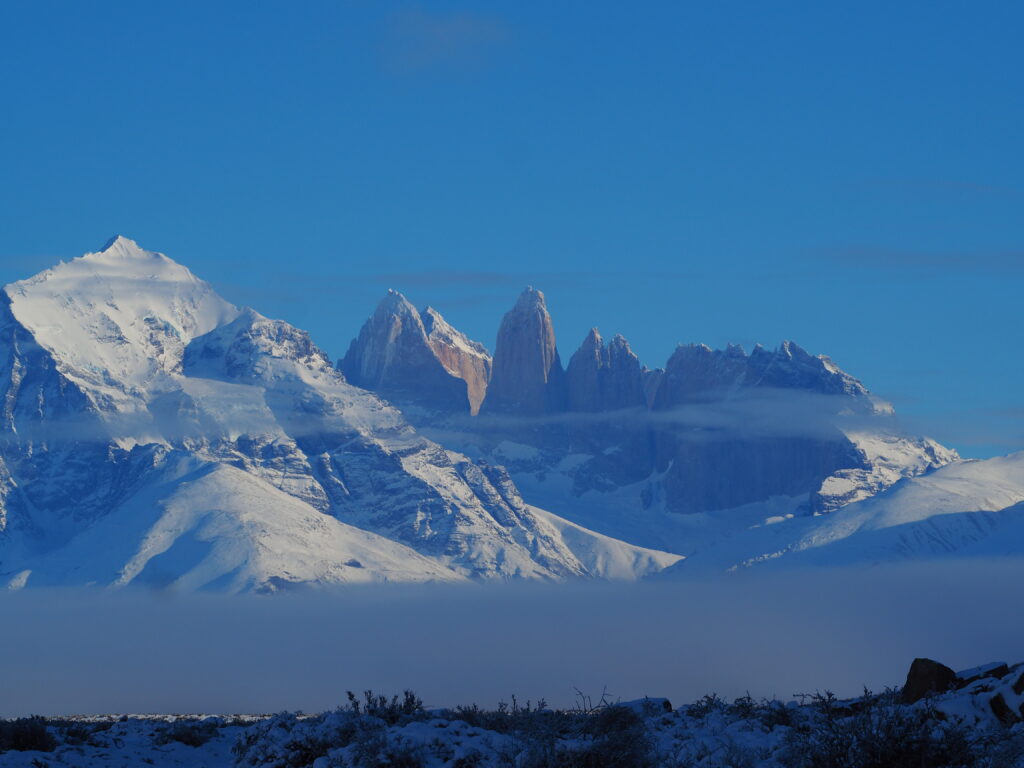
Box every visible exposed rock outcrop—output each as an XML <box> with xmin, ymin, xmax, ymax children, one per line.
<box><xmin>421</xmin><ymin>307</ymin><xmax>492</xmax><ymax>415</ymax></box>
<box><xmin>638</xmin><ymin>339</ymin><xmax>876</xmax><ymax>513</ymax></box>
<box><xmin>566</xmin><ymin>329</ymin><xmax>645</xmax><ymax>413</ymax></box>
<box><xmin>902</xmin><ymin>658</ymin><xmax>957</xmax><ymax>704</ymax></box>
<box><xmin>339</xmin><ymin>291</ymin><xmax>480</xmax><ymax>414</ymax></box>
<box><xmin>342</xmin><ymin>284</ymin><xmax>957</xmax><ymax>522</ymax></box>
<box><xmin>652</xmin><ymin>341</ymin><xmax>867</xmax><ymax>409</ymax></box>
<box><xmin>482</xmin><ymin>287</ymin><xmax>566</xmax><ymax>416</ymax></box>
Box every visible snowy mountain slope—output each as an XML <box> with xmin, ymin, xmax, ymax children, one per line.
<box><xmin>526</xmin><ymin>504</ymin><xmax>683</xmax><ymax>579</ymax></box>
<box><xmin>3</xmin><ymin>235</ymin><xmax>238</xmax><ymax>429</ymax></box>
<box><xmin>182</xmin><ymin>308</ymin><xmax>680</xmax><ymax>580</ymax></box>
<box><xmin>784</xmin><ymin>451</ymin><xmax>1024</xmax><ymax>565</ymax></box>
<box><xmin>813</xmin><ymin>429</ymin><xmax>958</xmax><ymax>513</ymax></box>
<box><xmin>650</xmin><ymin>451</ymin><xmax>1024</xmax><ymax>577</ymax></box>
<box><xmin>4</xmin><ymin>455</ymin><xmax>465</xmax><ymax>592</ymax></box>
<box><xmin>0</xmin><ymin>238</ymin><xmax>680</xmax><ymax>590</ymax></box>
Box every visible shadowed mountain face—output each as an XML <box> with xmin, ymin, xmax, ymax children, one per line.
<box><xmin>0</xmin><ymin>239</ymin><xmax>681</xmax><ymax>592</ymax></box>
<box><xmin>342</xmin><ymin>287</ymin><xmax>956</xmax><ymax>520</ymax></box>
<box><xmin>565</xmin><ymin>329</ymin><xmax>646</xmax><ymax>413</ymax></box>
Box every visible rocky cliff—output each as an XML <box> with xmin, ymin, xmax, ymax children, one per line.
<box><xmin>481</xmin><ymin>287</ymin><xmax>566</xmax><ymax>416</ymax></box>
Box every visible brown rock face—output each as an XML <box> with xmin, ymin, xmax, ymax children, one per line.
<box><xmin>482</xmin><ymin>287</ymin><xmax>566</xmax><ymax>416</ymax></box>
<box><xmin>421</xmin><ymin>307</ymin><xmax>492</xmax><ymax>415</ymax></box>
<box><xmin>902</xmin><ymin>658</ymin><xmax>958</xmax><ymax>704</ymax></box>
<box><xmin>566</xmin><ymin>329</ymin><xmax>646</xmax><ymax>412</ymax></box>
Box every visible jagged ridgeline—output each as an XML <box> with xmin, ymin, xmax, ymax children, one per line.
<box><xmin>342</xmin><ymin>285</ymin><xmax>957</xmax><ymax>519</ymax></box>
<box><xmin>0</xmin><ymin>238</ymin><xmax>679</xmax><ymax>591</ymax></box>
<box><xmin>3</xmin><ymin>238</ymin><xmax>1021</xmax><ymax>592</ymax></box>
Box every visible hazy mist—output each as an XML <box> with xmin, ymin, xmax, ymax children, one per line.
<box><xmin>2</xmin><ymin>561</ymin><xmax>1022</xmax><ymax>717</ymax></box>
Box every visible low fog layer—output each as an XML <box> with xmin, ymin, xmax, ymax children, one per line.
<box><xmin>2</xmin><ymin>561</ymin><xmax>1022</xmax><ymax>717</ymax></box>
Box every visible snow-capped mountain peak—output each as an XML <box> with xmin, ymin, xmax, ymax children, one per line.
<box><xmin>3</xmin><ymin>236</ymin><xmax>239</xmax><ymax>417</ymax></box>
<box><xmin>0</xmin><ymin>239</ymin><xmax>680</xmax><ymax>591</ymax></box>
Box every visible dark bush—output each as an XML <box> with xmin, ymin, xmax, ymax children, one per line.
<box><xmin>781</xmin><ymin>690</ymin><xmax>981</xmax><ymax>768</ymax></box>
<box><xmin>154</xmin><ymin>719</ymin><xmax>220</xmax><ymax>748</ymax></box>
<box><xmin>687</xmin><ymin>693</ymin><xmax>725</xmax><ymax>719</ymax></box>
<box><xmin>0</xmin><ymin>716</ymin><xmax>57</xmax><ymax>753</ymax></box>
<box><xmin>346</xmin><ymin>690</ymin><xmax>425</xmax><ymax>725</ymax></box>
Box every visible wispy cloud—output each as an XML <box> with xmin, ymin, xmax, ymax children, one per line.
<box><xmin>382</xmin><ymin>8</ymin><xmax>512</xmax><ymax>74</ymax></box>
<box><xmin>0</xmin><ymin>388</ymin><xmax>890</xmax><ymax>449</ymax></box>
<box><xmin>421</xmin><ymin>389</ymin><xmax>892</xmax><ymax>447</ymax></box>
<box><xmin>820</xmin><ymin>245</ymin><xmax>1024</xmax><ymax>274</ymax></box>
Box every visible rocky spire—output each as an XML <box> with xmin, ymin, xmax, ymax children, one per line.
<box><xmin>421</xmin><ymin>306</ymin><xmax>492</xmax><ymax>415</ymax></box>
<box><xmin>340</xmin><ymin>290</ymin><xmax>470</xmax><ymax>413</ymax></box>
<box><xmin>566</xmin><ymin>329</ymin><xmax>645</xmax><ymax>412</ymax></box>
<box><xmin>481</xmin><ymin>287</ymin><xmax>566</xmax><ymax>416</ymax></box>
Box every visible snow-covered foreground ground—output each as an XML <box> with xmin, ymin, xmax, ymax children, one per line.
<box><xmin>2</xmin><ymin>660</ymin><xmax>1023</xmax><ymax>767</ymax></box>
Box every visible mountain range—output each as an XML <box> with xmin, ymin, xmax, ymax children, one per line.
<box><xmin>0</xmin><ymin>237</ymin><xmax>1020</xmax><ymax>592</ymax></box>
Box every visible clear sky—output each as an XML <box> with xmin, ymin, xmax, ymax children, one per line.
<box><xmin>1</xmin><ymin>1</ymin><xmax>1020</xmax><ymax>457</ymax></box>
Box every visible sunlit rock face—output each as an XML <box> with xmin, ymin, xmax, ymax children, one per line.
<box><xmin>421</xmin><ymin>306</ymin><xmax>492</xmax><ymax>415</ymax></box>
<box><xmin>344</xmin><ymin>284</ymin><xmax>956</xmax><ymax>525</ymax></box>
<box><xmin>0</xmin><ymin>239</ymin><xmax>681</xmax><ymax>592</ymax></box>
<box><xmin>339</xmin><ymin>290</ymin><xmax>472</xmax><ymax>414</ymax></box>
<box><xmin>481</xmin><ymin>287</ymin><xmax>566</xmax><ymax>416</ymax></box>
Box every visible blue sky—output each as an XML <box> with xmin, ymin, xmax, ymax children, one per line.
<box><xmin>1</xmin><ymin>1</ymin><xmax>1021</xmax><ymax>456</ymax></box>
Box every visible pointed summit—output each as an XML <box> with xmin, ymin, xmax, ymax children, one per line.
<box><xmin>100</xmin><ymin>234</ymin><xmax>136</xmax><ymax>249</ymax></box>
<box><xmin>99</xmin><ymin>234</ymin><xmax>141</xmax><ymax>252</ymax></box>
<box><xmin>581</xmin><ymin>327</ymin><xmax>602</xmax><ymax>351</ymax></box>
<box><xmin>513</xmin><ymin>285</ymin><xmax>547</xmax><ymax>312</ymax></box>
<box><xmin>85</xmin><ymin>235</ymin><xmax>167</xmax><ymax>267</ymax></box>
<box><xmin>2</xmin><ymin>238</ymin><xmax>239</xmax><ymax>417</ymax></box>
<box><xmin>482</xmin><ymin>287</ymin><xmax>566</xmax><ymax>416</ymax></box>
<box><xmin>566</xmin><ymin>329</ymin><xmax>644</xmax><ymax>412</ymax></box>
<box><xmin>377</xmin><ymin>288</ymin><xmax>419</xmax><ymax>317</ymax></box>
<box><xmin>340</xmin><ymin>292</ymin><xmax>476</xmax><ymax>413</ymax></box>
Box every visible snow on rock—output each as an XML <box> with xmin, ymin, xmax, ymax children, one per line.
<box><xmin>421</xmin><ymin>306</ymin><xmax>492</xmax><ymax>415</ymax></box>
<box><xmin>3</xmin><ymin>236</ymin><xmax>238</xmax><ymax>421</ymax></box>
<box><xmin>344</xmin><ymin>286</ymin><xmax>958</xmax><ymax>528</ymax></box>
<box><xmin>0</xmin><ymin>238</ymin><xmax>679</xmax><ymax>591</ymax></box>
<box><xmin>812</xmin><ymin>430</ymin><xmax>960</xmax><ymax>513</ymax></box>
<box><xmin>790</xmin><ymin>451</ymin><xmax>1024</xmax><ymax>563</ymax></box>
<box><xmin>339</xmin><ymin>291</ymin><xmax>486</xmax><ymax>415</ymax></box>
<box><xmin>10</xmin><ymin>457</ymin><xmax>464</xmax><ymax>592</ymax></box>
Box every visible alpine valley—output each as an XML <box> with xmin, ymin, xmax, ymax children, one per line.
<box><xmin>0</xmin><ymin>237</ymin><xmax>1020</xmax><ymax>593</ymax></box>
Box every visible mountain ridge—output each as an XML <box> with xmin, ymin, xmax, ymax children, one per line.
<box><xmin>3</xmin><ymin>236</ymin><xmax>1017</xmax><ymax>593</ymax></box>
<box><xmin>0</xmin><ymin>238</ymin><xmax>681</xmax><ymax>592</ymax></box>
<box><xmin>343</xmin><ymin>284</ymin><xmax>957</xmax><ymax>520</ymax></box>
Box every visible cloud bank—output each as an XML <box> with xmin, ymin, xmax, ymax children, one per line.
<box><xmin>2</xmin><ymin>562</ymin><xmax>1022</xmax><ymax>717</ymax></box>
